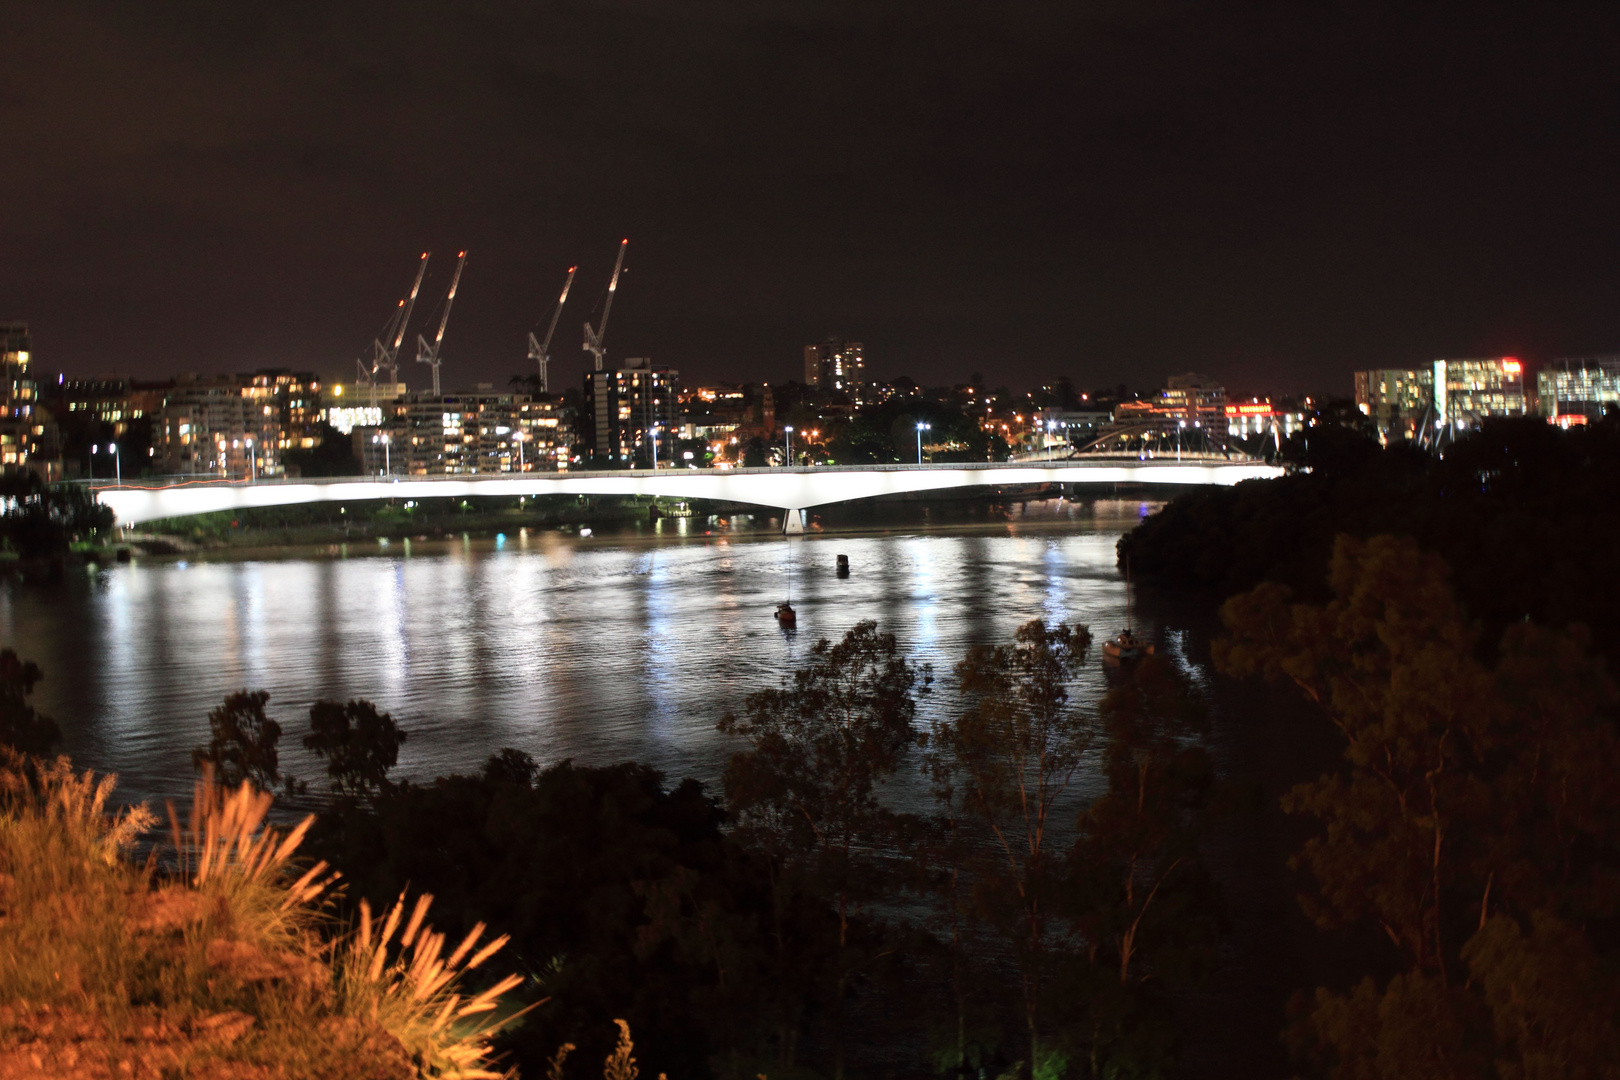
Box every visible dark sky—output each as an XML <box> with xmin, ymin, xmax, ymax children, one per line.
<box><xmin>5</xmin><ymin>1</ymin><xmax>1619</xmax><ymax>395</ymax></box>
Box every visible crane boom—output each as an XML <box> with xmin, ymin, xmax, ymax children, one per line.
<box><xmin>528</xmin><ymin>265</ymin><xmax>577</xmax><ymax>394</ymax></box>
<box><xmin>583</xmin><ymin>238</ymin><xmax>628</xmax><ymax>372</ymax></box>
<box><xmin>390</xmin><ymin>252</ymin><xmax>431</xmax><ymax>356</ymax></box>
<box><xmin>365</xmin><ymin>252</ymin><xmax>430</xmax><ymax>405</ymax></box>
<box><xmin>416</xmin><ymin>250</ymin><xmax>467</xmax><ymax>395</ymax></box>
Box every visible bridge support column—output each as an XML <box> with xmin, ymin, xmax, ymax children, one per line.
<box><xmin>783</xmin><ymin>509</ymin><xmax>806</xmax><ymax>535</ymax></box>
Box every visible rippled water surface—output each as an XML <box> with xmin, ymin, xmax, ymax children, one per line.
<box><xmin>1</xmin><ymin>501</ymin><xmax>1181</xmax><ymax>808</ymax></box>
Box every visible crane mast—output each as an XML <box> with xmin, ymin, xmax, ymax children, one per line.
<box><xmin>527</xmin><ymin>265</ymin><xmax>577</xmax><ymax>394</ymax></box>
<box><xmin>582</xmin><ymin>239</ymin><xmax>628</xmax><ymax>372</ymax></box>
<box><xmin>359</xmin><ymin>252</ymin><xmax>430</xmax><ymax>407</ymax></box>
<box><xmin>416</xmin><ymin>251</ymin><xmax>466</xmax><ymax>395</ymax></box>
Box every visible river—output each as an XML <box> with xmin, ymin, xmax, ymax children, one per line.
<box><xmin>0</xmin><ymin>498</ymin><xmax>1176</xmax><ymax>810</ymax></box>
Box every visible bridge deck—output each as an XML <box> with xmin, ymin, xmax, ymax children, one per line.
<box><xmin>94</xmin><ymin>458</ymin><xmax>1284</xmax><ymax>527</ymax></box>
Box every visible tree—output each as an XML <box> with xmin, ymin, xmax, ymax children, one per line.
<box><xmin>927</xmin><ymin>619</ymin><xmax>1093</xmax><ymax>1076</ymax></box>
<box><xmin>191</xmin><ymin>689</ymin><xmax>300</xmax><ymax>793</ymax></box>
<box><xmin>303</xmin><ymin>698</ymin><xmax>407</xmax><ymax>798</ymax></box>
<box><xmin>0</xmin><ymin>650</ymin><xmax>61</xmax><ymax>756</ymax></box>
<box><xmin>717</xmin><ymin>620</ymin><xmax>928</xmax><ymax>1079</ymax></box>
<box><xmin>0</xmin><ymin>473</ymin><xmax>114</xmax><ymax>558</ymax></box>
<box><xmin>1218</xmin><ymin>534</ymin><xmax>1620</xmax><ymax>1079</ymax></box>
<box><xmin>1064</xmin><ymin>654</ymin><xmax>1221</xmax><ymax>1077</ymax></box>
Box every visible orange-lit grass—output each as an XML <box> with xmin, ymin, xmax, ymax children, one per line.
<box><xmin>0</xmin><ymin>753</ymin><xmax>529</xmax><ymax>1078</ymax></box>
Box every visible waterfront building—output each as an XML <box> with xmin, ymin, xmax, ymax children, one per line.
<box><xmin>245</xmin><ymin>370</ymin><xmax>324</xmax><ymax>453</ymax></box>
<box><xmin>1353</xmin><ymin>367</ymin><xmax>1434</xmax><ymax>441</ymax></box>
<box><xmin>1539</xmin><ymin>356</ymin><xmax>1620</xmax><ymax>424</ymax></box>
<box><xmin>803</xmin><ymin>338</ymin><xmax>865</xmax><ymax>400</ymax></box>
<box><xmin>1433</xmin><ymin>356</ymin><xmax>1528</xmax><ymax>429</ymax></box>
<box><xmin>152</xmin><ymin>369</ymin><xmax>322</xmax><ymax>478</ymax></box>
<box><xmin>1225</xmin><ymin>399</ymin><xmax>1307</xmax><ymax>441</ymax></box>
<box><xmin>156</xmin><ymin>375</ymin><xmax>281</xmax><ymax>478</ymax></box>
<box><xmin>1106</xmin><ymin>373</ymin><xmax>1229</xmax><ymax>449</ymax></box>
<box><xmin>0</xmin><ymin>322</ymin><xmax>55</xmax><ymax>475</ymax></box>
<box><xmin>1160</xmin><ymin>373</ymin><xmax>1228</xmax><ymax>443</ymax></box>
<box><xmin>381</xmin><ymin>388</ymin><xmax>568</xmax><ymax>475</ymax></box>
<box><xmin>582</xmin><ymin>357</ymin><xmax>680</xmax><ymax>466</ymax></box>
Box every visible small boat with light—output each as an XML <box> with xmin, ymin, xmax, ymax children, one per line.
<box><xmin>1102</xmin><ymin>628</ymin><xmax>1153</xmax><ymax>663</ymax></box>
<box><xmin>775</xmin><ymin>602</ymin><xmax>797</xmax><ymax>626</ymax></box>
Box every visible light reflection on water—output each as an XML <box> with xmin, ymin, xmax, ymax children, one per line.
<box><xmin>1</xmin><ymin>502</ymin><xmax>1165</xmax><ymax>809</ymax></box>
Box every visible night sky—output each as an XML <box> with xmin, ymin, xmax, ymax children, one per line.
<box><xmin>5</xmin><ymin>1</ymin><xmax>1619</xmax><ymax>395</ymax></box>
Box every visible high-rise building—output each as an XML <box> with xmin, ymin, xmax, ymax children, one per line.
<box><xmin>803</xmin><ymin>339</ymin><xmax>865</xmax><ymax>398</ymax></box>
<box><xmin>378</xmin><ymin>388</ymin><xmax>568</xmax><ymax>475</ymax></box>
<box><xmin>582</xmin><ymin>357</ymin><xmax>680</xmax><ymax>466</ymax></box>
<box><xmin>1</xmin><ymin>323</ymin><xmax>58</xmax><ymax>475</ymax></box>
<box><xmin>1539</xmin><ymin>357</ymin><xmax>1620</xmax><ymax>423</ymax></box>
<box><xmin>1354</xmin><ymin>368</ymin><xmax>1434</xmax><ymax>441</ymax></box>
<box><xmin>1433</xmin><ymin>357</ymin><xmax>1527</xmax><ymax>429</ymax></box>
<box><xmin>156</xmin><ymin>376</ymin><xmax>281</xmax><ymax>478</ymax></box>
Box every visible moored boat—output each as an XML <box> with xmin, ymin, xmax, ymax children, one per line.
<box><xmin>1102</xmin><ymin>628</ymin><xmax>1153</xmax><ymax>663</ymax></box>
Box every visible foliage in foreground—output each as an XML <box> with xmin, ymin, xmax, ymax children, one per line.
<box><xmin>1218</xmin><ymin>534</ymin><xmax>1620</xmax><ymax>1078</ymax></box>
<box><xmin>0</xmin><ymin>753</ymin><xmax>525</xmax><ymax>1078</ymax></box>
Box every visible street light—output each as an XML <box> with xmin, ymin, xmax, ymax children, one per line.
<box><xmin>244</xmin><ymin>436</ymin><xmax>255</xmax><ymax>482</ymax></box>
<box><xmin>915</xmin><ymin>421</ymin><xmax>931</xmax><ymax>464</ymax></box>
<box><xmin>650</xmin><ymin>425</ymin><xmax>660</xmax><ymax>469</ymax></box>
<box><xmin>373</xmin><ymin>432</ymin><xmax>391</xmax><ymax>476</ymax></box>
<box><xmin>784</xmin><ymin>425</ymin><xmax>793</xmax><ymax>466</ymax></box>
<box><xmin>90</xmin><ymin>442</ymin><xmax>120</xmax><ymax>484</ymax></box>
<box><xmin>513</xmin><ymin>430</ymin><xmax>526</xmax><ymax>472</ymax></box>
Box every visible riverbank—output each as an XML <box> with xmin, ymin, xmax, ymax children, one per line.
<box><xmin>111</xmin><ymin>490</ymin><xmax>1161</xmax><ymax>562</ymax></box>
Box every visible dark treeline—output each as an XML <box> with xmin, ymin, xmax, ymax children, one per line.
<box><xmin>1119</xmin><ymin>416</ymin><xmax>1620</xmax><ymax>665</ymax></box>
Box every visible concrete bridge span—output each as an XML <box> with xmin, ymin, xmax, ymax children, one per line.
<box><xmin>96</xmin><ymin>458</ymin><xmax>1283</xmax><ymax>530</ymax></box>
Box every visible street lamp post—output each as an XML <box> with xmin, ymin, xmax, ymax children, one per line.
<box><xmin>784</xmin><ymin>425</ymin><xmax>793</xmax><ymax>466</ymax></box>
<box><xmin>513</xmin><ymin>430</ymin><xmax>525</xmax><ymax>472</ymax></box>
<box><xmin>245</xmin><ymin>437</ymin><xmax>255</xmax><ymax>482</ymax></box>
<box><xmin>110</xmin><ymin>443</ymin><xmax>120</xmax><ymax>485</ymax></box>
<box><xmin>915</xmin><ymin>421</ymin><xmax>931</xmax><ymax>464</ymax></box>
<box><xmin>650</xmin><ymin>425</ymin><xmax>659</xmax><ymax>469</ymax></box>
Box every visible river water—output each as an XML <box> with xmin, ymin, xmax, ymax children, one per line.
<box><xmin>1</xmin><ymin>499</ymin><xmax>1179</xmax><ymax>810</ymax></box>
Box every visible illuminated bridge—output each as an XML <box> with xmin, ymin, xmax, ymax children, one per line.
<box><xmin>96</xmin><ymin>458</ymin><xmax>1283</xmax><ymax>532</ymax></box>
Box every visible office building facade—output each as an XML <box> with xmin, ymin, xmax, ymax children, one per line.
<box><xmin>1433</xmin><ymin>357</ymin><xmax>1528</xmax><ymax>428</ymax></box>
<box><xmin>1539</xmin><ymin>357</ymin><xmax>1620</xmax><ymax>423</ymax></box>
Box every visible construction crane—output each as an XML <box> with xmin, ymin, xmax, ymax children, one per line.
<box><xmin>357</xmin><ymin>252</ymin><xmax>430</xmax><ymax>407</ymax></box>
<box><xmin>416</xmin><ymin>251</ymin><xmax>467</xmax><ymax>395</ymax></box>
<box><xmin>527</xmin><ymin>266</ymin><xmax>577</xmax><ymax>394</ymax></box>
<box><xmin>582</xmin><ymin>238</ymin><xmax>628</xmax><ymax>372</ymax></box>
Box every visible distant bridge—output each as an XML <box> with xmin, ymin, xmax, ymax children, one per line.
<box><xmin>96</xmin><ymin>458</ymin><xmax>1283</xmax><ymax>531</ymax></box>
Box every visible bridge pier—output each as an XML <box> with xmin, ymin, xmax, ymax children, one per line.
<box><xmin>783</xmin><ymin>509</ymin><xmax>806</xmax><ymax>535</ymax></box>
